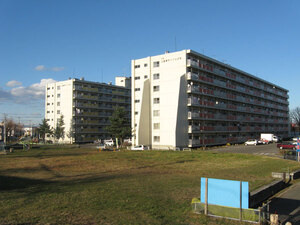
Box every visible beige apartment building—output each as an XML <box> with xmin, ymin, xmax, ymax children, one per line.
<box><xmin>132</xmin><ymin>49</ymin><xmax>289</xmax><ymax>149</ymax></box>
<box><xmin>45</xmin><ymin>77</ymin><xmax>131</xmax><ymax>143</ymax></box>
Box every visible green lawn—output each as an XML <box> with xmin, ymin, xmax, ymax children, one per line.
<box><xmin>0</xmin><ymin>147</ymin><xmax>299</xmax><ymax>224</ymax></box>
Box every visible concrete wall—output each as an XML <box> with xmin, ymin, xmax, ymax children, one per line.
<box><xmin>45</xmin><ymin>79</ymin><xmax>73</xmax><ymax>143</ymax></box>
<box><xmin>249</xmin><ymin>180</ymin><xmax>286</xmax><ymax>208</ymax></box>
<box><xmin>132</xmin><ymin>50</ymin><xmax>188</xmax><ymax>148</ymax></box>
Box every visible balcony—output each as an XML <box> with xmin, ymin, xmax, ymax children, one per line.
<box><xmin>186</xmin><ymin>72</ymin><xmax>199</xmax><ymax>80</ymax></box>
<box><xmin>187</xmin><ymin>59</ymin><xmax>199</xmax><ymax>67</ymax></box>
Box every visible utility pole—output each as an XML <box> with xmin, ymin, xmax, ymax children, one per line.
<box><xmin>3</xmin><ymin>113</ymin><xmax>7</xmax><ymax>145</ymax></box>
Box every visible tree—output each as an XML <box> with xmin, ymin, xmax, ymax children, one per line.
<box><xmin>38</xmin><ymin>119</ymin><xmax>52</xmax><ymax>143</ymax></box>
<box><xmin>290</xmin><ymin>107</ymin><xmax>300</xmax><ymax>126</ymax></box>
<box><xmin>53</xmin><ymin>115</ymin><xmax>65</xmax><ymax>142</ymax></box>
<box><xmin>66</xmin><ymin>118</ymin><xmax>75</xmax><ymax>144</ymax></box>
<box><xmin>2</xmin><ymin>116</ymin><xmax>24</xmax><ymax>143</ymax></box>
<box><xmin>290</xmin><ymin>107</ymin><xmax>300</xmax><ymax>135</ymax></box>
<box><xmin>106</xmin><ymin>106</ymin><xmax>131</xmax><ymax>148</ymax></box>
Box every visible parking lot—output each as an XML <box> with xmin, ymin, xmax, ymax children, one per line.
<box><xmin>211</xmin><ymin>142</ymin><xmax>281</xmax><ymax>157</ymax></box>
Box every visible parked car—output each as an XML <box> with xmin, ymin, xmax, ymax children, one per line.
<box><xmin>258</xmin><ymin>139</ymin><xmax>269</xmax><ymax>145</ymax></box>
<box><xmin>277</xmin><ymin>142</ymin><xmax>296</xmax><ymax>150</ymax></box>
<box><xmin>131</xmin><ymin>145</ymin><xmax>148</xmax><ymax>150</ymax></box>
<box><xmin>245</xmin><ymin>139</ymin><xmax>258</xmax><ymax>146</ymax></box>
<box><xmin>293</xmin><ymin>137</ymin><xmax>300</xmax><ymax>141</ymax></box>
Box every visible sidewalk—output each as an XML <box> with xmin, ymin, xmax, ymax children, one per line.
<box><xmin>269</xmin><ymin>182</ymin><xmax>300</xmax><ymax>224</ymax></box>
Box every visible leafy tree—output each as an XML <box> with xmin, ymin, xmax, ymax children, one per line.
<box><xmin>53</xmin><ymin>115</ymin><xmax>65</xmax><ymax>142</ymax></box>
<box><xmin>38</xmin><ymin>119</ymin><xmax>52</xmax><ymax>143</ymax></box>
<box><xmin>106</xmin><ymin>106</ymin><xmax>131</xmax><ymax>148</ymax></box>
<box><xmin>66</xmin><ymin>118</ymin><xmax>75</xmax><ymax>144</ymax></box>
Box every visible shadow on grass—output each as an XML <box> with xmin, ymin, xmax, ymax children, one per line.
<box><xmin>0</xmin><ymin>175</ymin><xmax>53</xmax><ymax>191</ymax></box>
<box><xmin>5</xmin><ymin>151</ymin><xmax>91</xmax><ymax>159</ymax></box>
<box><xmin>0</xmin><ymin>172</ymin><xmax>132</xmax><ymax>192</ymax></box>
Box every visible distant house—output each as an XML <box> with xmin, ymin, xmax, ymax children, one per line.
<box><xmin>23</xmin><ymin>126</ymin><xmax>38</xmax><ymax>137</ymax></box>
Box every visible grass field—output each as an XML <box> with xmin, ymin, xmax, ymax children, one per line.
<box><xmin>0</xmin><ymin>146</ymin><xmax>299</xmax><ymax>224</ymax></box>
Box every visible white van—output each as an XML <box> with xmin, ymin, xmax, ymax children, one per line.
<box><xmin>104</xmin><ymin>139</ymin><xmax>114</xmax><ymax>146</ymax></box>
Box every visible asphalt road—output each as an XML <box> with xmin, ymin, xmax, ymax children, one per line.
<box><xmin>210</xmin><ymin>142</ymin><xmax>281</xmax><ymax>157</ymax></box>
<box><xmin>270</xmin><ymin>182</ymin><xmax>300</xmax><ymax>224</ymax></box>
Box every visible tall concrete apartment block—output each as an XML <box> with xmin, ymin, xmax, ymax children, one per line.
<box><xmin>132</xmin><ymin>49</ymin><xmax>289</xmax><ymax>149</ymax></box>
<box><xmin>45</xmin><ymin>77</ymin><xmax>131</xmax><ymax>143</ymax></box>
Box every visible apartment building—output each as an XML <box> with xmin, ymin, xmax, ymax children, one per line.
<box><xmin>45</xmin><ymin>77</ymin><xmax>131</xmax><ymax>143</ymax></box>
<box><xmin>132</xmin><ymin>49</ymin><xmax>289</xmax><ymax>149</ymax></box>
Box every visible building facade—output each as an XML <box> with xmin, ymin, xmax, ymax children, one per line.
<box><xmin>132</xmin><ymin>50</ymin><xmax>289</xmax><ymax>149</ymax></box>
<box><xmin>45</xmin><ymin>77</ymin><xmax>131</xmax><ymax>143</ymax></box>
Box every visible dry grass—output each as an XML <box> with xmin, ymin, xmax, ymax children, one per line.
<box><xmin>0</xmin><ymin>147</ymin><xmax>299</xmax><ymax>224</ymax></box>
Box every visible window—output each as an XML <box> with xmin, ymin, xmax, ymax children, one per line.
<box><xmin>57</xmin><ymin>102</ymin><xmax>60</xmax><ymax>106</ymax></box>
<box><xmin>135</xmin><ymin>100</ymin><xmax>140</xmax><ymax>103</ymax></box>
<box><xmin>135</xmin><ymin>111</ymin><xmax>138</xmax><ymax>115</ymax></box>
<box><xmin>57</xmin><ymin>86</ymin><xmax>61</xmax><ymax>90</ymax></box>
<box><xmin>153</xmin><ymin>73</ymin><xmax>160</xmax><ymax>80</ymax></box>
<box><xmin>153</xmin><ymin>85</ymin><xmax>160</xmax><ymax>92</ymax></box>
<box><xmin>57</xmin><ymin>110</ymin><xmax>60</xmax><ymax>114</ymax></box>
<box><xmin>47</xmin><ymin>87</ymin><xmax>50</xmax><ymax>90</ymax></box>
<box><xmin>153</xmin><ymin>61</ymin><xmax>160</xmax><ymax>67</ymax></box>
<box><xmin>47</xmin><ymin>111</ymin><xmax>50</xmax><ymax>113</ymax></box>
<box><xmin>154</xmin><ymin>123</ymin><xmax>160</xmax><ymax>129</ymax></box>
<box><xmin>153</xmin><ymin>110</ymin><xmax>160</xmax><ymax>116</ymax></box>
<box><xmin>154</xmin><ymin>136</ymin><xmax>160</xmax><ymax>142</ymax></box>
<box><xmin>144</xmin><ymin>63</ymin><xmax>148</xmax><ymax>67</ymax></box>
<box><xmin>135</xmin><ymin>65</ymin><xmax>140</xmax><ymax>68</ymax></box>
<box><xmin>144</xmin><ymin>75</ymin><xmax>148</xmax><ymax>79</ymax></box>
<box><xmin>47</xmin><ymin>103</ymin><xmax>50</xmax><ymax>105</ymax></box>
<box><xmin>134</xmin><ymin>76</ymin><xmax>140</xmax><ymax>80</ymax></box>
<box><xmin>135</xmin><ymin>88</ymin><xmax>140</xmax><ymax>91</ymax></box>
<box><xmin>47</xmin><ymin>95</ymin><xmax>50</xmax><ymax>98</ymax></box>
<box><xmin>57</xmin><ymin>94</ymin><xmax>60</xmax><ymax>98</ymax></box>
<box><xmin>153</xmin><ymin>98</ymin><xmax>160</xmax><ymax>104</ymax></box>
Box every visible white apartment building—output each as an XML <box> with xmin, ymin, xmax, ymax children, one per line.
<box><xmin>132</xmin><ymin>49</ymin><xmax>289</xmax><ymax>149</ymax></box>
<box><xmin>45</xmin><ymin>77</ymin><xmax>131</xmax><ymax>143</ymax></box>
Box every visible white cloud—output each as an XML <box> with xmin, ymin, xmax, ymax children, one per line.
<box><xmin>6</xmin><ymin>80</ymin><xmax>22</xmax><ymax>87</ymax></box>
<box><xmin>35</xmin><ymin>65</ymin><xmax>46</xmax><ymax>71</ymax></box>
<box><xmin>11</xmin><ymin>78</ymin><xmax>56</xmax><ymax>99</ymax></box>
<box><xmin>0</xmin><ymin>78</ymin><xmax>57</xmax><ymax>104</ymax></box>
<box><xmin>35</xmin><ymin>65</ymin><xmax>64</xmax><ymax>72</ymax></box>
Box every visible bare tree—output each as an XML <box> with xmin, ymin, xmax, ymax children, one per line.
<box><xmin>290</xmin><ymin>107</ymin><xmax>300</xmax><ymax>135</ymax></box>
<box><xmin>2</xmin><ymin>117</ymin><xmax>24</xmax><ymax>142</ymax></box>
<box><xmin>290</xmin><ymin>107</ymin><xmax>300</xmax><ymax>126</ymax></box>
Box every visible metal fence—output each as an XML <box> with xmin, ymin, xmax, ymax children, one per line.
<box><xmin>283</xmin><ymin>150</ymin><xmax>298</xmax><ymax>161</ymax></box>
<box><xmin>192</xmin><ymin>201</ymin><xmax>269</xmax><ymax>224</ymax></box>
<box><xmin>0</xmin><ymin>142</ymin><xmax>4</xmax><ymax>151</ymax></box>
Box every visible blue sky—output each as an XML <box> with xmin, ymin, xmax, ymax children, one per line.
<box><xmin>0</xmin><ymin>0</ymin><xmax>300</xmax><ymax>125</ymax></box>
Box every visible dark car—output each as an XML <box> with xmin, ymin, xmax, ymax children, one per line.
<box><xmin>277</xmin><ymin>142</ymin><xmax>296</xmax><ymax>150</ymax></box>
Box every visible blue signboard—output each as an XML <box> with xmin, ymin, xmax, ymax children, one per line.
<box><xmin>201</xmin><ymin>177</ymin><xmax>249</xmax><ymax>209</ymax></box>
